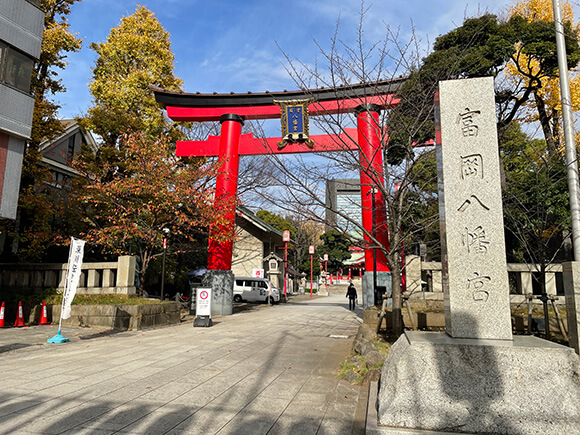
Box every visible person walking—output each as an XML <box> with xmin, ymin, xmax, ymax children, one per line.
<box><xmin>346</xmin><ymin>282</ymin><xmax>357</xmax><ymax>310</ymax></box>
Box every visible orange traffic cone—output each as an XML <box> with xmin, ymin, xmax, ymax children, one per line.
<box><xmin>0</xmin><ymin>302</ymin><xmax>5</xmax><ymax>328</ymax></box>
<box><xmin>39</xmin><ymin>300</ymin><xmax>49</xmax><ymax>325</ymax></box>
<box><xmin>14</xmin><ymin>301</ymin><xmax>24</xmax><ymax>327</ymax></box>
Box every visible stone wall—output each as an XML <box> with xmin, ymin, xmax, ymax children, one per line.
<box><xmin>29</xmin><ymin>302</ymin><xmax>181</xmax><ymax>330</ymax></box>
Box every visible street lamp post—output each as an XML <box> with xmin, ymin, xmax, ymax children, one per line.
<box><xmin>323</xmin><ymin>253</ymin><xmax>328</xmax><ymax>294</ymax></box>
<box><xmin>309</xmin><ymin>245</ymin><xmax>315</xmax><ymax>299</ymax></box>
<box><xmin>160</xmin><ymin>227</ymin><xmax>170</xmax><ymax>301</ymax></box>
<box><xmin>283</xmin><ymin>230</ymin><xmax>290</xmax><ymax>302</ymax></box>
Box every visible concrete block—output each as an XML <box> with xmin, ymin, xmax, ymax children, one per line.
<box><xmin>102</xmin><ymin>268</ymin><xmax>115</xmax><ymax>288</ymax></box>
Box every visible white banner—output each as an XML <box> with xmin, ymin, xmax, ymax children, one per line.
<box><xmin>62</xmin><ymin>237</ymin><xmax>86</xmax><ymax>320</ymax></box>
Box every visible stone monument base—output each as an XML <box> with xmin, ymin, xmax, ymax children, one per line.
<box><xmin>202</xmin><ymin>269</ymin><xmax>234</xmax><ymax>316</ymax></box>
<box><xmin>375</xmin><ymin>331</ymin><xmax>580</xmax><ymax>434</ymax></box>
<box><xmin>362</xmin><ymin>271</ymin><xmax>392</xmax><ymax>309</ymax></box>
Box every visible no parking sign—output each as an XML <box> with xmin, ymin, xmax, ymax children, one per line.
<box><xmin>194</xmin><ymin>287</ymin><xmax>213</xmax><ymax>327</ymax></box>
<box><xmin>196</xmin><ymin>288</ymin><xmax>212</xmax><ymax>317</ymax></box>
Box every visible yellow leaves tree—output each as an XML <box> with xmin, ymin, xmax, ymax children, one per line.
<box><xmin>82</xmin><ymin>5</ymin><xmax>183</xmax><ymax>149</ymax></box>
<box><xmin>506</xmin><ymin>0</ymin><xmax>580</xmax><ymax>154</ymax></box>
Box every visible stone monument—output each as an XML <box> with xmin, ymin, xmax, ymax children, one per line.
<box><xmin>373</xmin><ymin>77</ymin><xmax>580</xmax><ymax>434</ymax></box>
<box><xmin>436</xmin><ymin>77</ymin><xmax>512</xmax><ymax>340</ymax></box>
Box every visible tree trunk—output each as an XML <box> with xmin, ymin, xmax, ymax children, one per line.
<box><xmin>138</xmin><ymin>250</ymin><xmax>150</xmax><ymax>298</ymax></box>
<box><xmin>534</xmin><ymin>93</ymin><xmax>558</xmax><ymax>156</ymax></box>
<box><xmin>391</xmin><ymin>261</ymin><xmax>404</xmax><ymax>336</ymax></box>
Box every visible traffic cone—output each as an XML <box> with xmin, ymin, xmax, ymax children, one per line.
<box><xmin>14</xmin><ymin>301</ymin><xmax>24</xmax><ymax>327</ymax></box>
<box><xmin>39</xmin><ymin>301</ymin><xmax>49</xmax><ymax>325</ymax></box>
<box><xmin>0</xmin><ymin>302</ymin><xmax>5</xmax><ymax>328</ymax></box>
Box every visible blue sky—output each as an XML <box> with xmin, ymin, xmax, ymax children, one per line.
<box><xmin>56</xmin><ymin>0</ymin><xmax>514</xmax><ymax>119</ymax></box>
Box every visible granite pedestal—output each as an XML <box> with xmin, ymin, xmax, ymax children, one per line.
<box><xmin>201</xmin><ymin>269</ymin><xmax>233</xmax><ymax>316</ymax></box>
<box><xmin>362</xmin><ymin>271</ymin><xmax>392</xmax><ymax>308</ymax></box>
<box><xmin>377</xmin><ymin>331</ymin><xmax>580</xmax><ymax>434</ymax></box>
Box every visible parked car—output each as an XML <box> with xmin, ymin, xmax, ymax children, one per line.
<box><xmin>234</xmin><ymin>277</ymin><xmax>280</xmax><ymax>304</ymax></box>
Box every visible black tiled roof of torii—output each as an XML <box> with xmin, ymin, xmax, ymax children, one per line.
<box><xmin>149</xmin><ymin>77</ymin><xmax>406</xmax><ymax>108</ymax></box>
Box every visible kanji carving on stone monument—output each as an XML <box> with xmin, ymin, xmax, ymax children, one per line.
<box><xmin>457</xmin><ymin>108</ymin><xmax>481</xmax><ymax>137</ymax></box>
<box><xmin>462</xmin><ymin>226</ymin><xmax>489</xmax><ymax>254</ymax></box>
<box><xmin>461</xmin><ymin>154</ymin><xmax>483</xmax><ymax>179</ymax></box>
<box><xmin>457</xmin><ymin>195</ymin><xmax>490</xmax><ymax>213</ymax></box>
<box><xmin>467</xmin><ymin>272</ymin><xmax>491</xmax><ymax>302</ymax></box>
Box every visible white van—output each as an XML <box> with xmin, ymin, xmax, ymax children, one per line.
<box><xmin>233</xmin><ymin>277</ymin><xmax>280</xmax><ymax>304</ymax></box>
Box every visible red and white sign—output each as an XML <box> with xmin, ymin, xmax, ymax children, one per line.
<box><xmin>196</xmin><ymin>287</ymin><xmax>212</xmax><ymax>317</ymax></box>
<box><xmin>309</xmin><ymin>245</ymin><xmax>315</xmax><ymax>255</ymax></box>
<box><xmin>283</xmin><ymin>230</ymin><xmax>290</xmax><ymax>242</ymax></box>
<box><xmin>323</xmin><ymin>254</ymin><xmax>328</xmax><ymax>261</ymax></box>
<box><xmin>252</xmin><ymin>268</ymin><xmax>264</xmax><ymax>278</ymax></box>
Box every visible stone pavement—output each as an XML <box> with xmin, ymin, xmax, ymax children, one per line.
<box><xmin>0</xmin><ymin>293</ymin><xmax>366</xmax><ymax>434</ymax></box>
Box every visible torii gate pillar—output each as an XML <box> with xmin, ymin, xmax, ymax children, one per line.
<box><xmin>202</xmin><ymin>114</ymin><xmax>244</xmax><ymax>316</ymax></box>
<box><xmin>208</xmin><ymin>114</ymin><xmax>243</xmax><ymax>270</ymax></box>
<box><xmin>356</xmin><ymin>104</ymin><xmax>391</xmax><ymax>308</ymax></box>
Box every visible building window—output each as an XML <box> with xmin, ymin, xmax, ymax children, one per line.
<box><xmin>0</xmin><ymin>42</ymin><xmax>35</xmax><ymax>93</ymax></box>
<box><xmin>68</xmin><ymin>135</ymin><xmax>76</xmax><ymax>160</ymax></box>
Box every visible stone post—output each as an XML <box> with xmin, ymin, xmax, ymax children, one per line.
<box><xmin>116</xmin><ymin>256</ymin><xmax>137</xmax><ymax>294</ymax></box>
<box><xmin>404</xmin><ymin>255</ymin><xmax>422</xmax><ymax>294</ymax></box>
<box><xmin>436</xmin><ymin>76</ymin><xmax>512</xmax><ymax>340</ymax></box>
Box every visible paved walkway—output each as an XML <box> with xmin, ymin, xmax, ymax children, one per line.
<box><xmin>0</xmin><ymin>293</ymin><xmax>366</xmax><ymax>434</ymax></box>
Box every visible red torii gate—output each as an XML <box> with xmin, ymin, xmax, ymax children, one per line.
<box><xmin>152</xmin><ymin>79</ymin><xmax>403</xmax><ymax>310</ymax></box>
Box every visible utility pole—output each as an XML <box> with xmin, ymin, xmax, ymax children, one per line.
<box><xmin>553</xmin><ymin>0</ymin><xmax>580</xmax><ymax>260</ymax></box>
